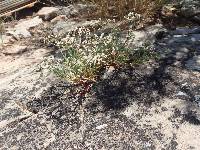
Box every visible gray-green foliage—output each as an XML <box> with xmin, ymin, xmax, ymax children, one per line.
<box><xmin>44</xmin><ymin>26</ymin><xmax>156</xmax><ymax>83</ymax></box>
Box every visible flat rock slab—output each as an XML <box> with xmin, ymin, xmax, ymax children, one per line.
<box><xmin>7</xmin><ymin>16</ymin><xmax>43</xmax><ymax>38</ymax></box>
<box><xmin>0</xmin><ymin>43</ymin><xmax>56</xmax><ymax>143</ymax></box>
<box><xmin>20</xmin><ymin>61</ymin><xmax>200</xmax><ymax>149</ymax></box>
<box><xmin>2</xmin><ymin>77</ymin><xmax>200</xmax><ymax>149</ymax></box>
<box><xmin>2</xmin><ymin>45</ymin><xmax>27</xmax><ymax>55</ymax></box>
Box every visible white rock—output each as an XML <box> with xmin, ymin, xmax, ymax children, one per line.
<box><xmin>37</xmin><ymin>7</ymin><xmax>59</xmax><ymax>21</ymax></box>
<box><xmin>7</xmin><ymin>17</ymin><xmax>42</xmax><ymax>38</ymax></box>
<box><xmin>126</xmin><ymin>24</ymin><xmax>166</xmax><ymax>47</ymax></box>
<box><xmin>176</xmin><ymin>91</ymin><xmax>188</xmax><ymax>96</ymax></box>
<box><xmin>96</xmin><ymin>124</ymin><xmax>108</xmax><ymax>130</ymax></box>
<box><xmin>181</xmin><ymin>83</ymin><xmax>188</xmax><ymax>87</ymax></box>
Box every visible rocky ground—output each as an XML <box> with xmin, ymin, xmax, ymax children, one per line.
<box><xmin>0</xmin><ymin>1</ymin><xmax>200</xmax><ymax>150</ymax></box>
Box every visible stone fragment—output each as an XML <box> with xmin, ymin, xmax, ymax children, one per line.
<box><xmin>37</xmin><ymin>7</ymin><xmax>59</xmax><ymax>21</ymax></box>
<box><xmin>96</xmin><ymin>124</ymin><xmax>108</xmax><ymax>130</ymax></box>
<box><xmin>174</xmin><ymin>47</ymin><xmax>190</xmax><ymax>60</ymax></box>
<box><xmin>193</xmin><ymin>15</ymin><xmax>200</xmax><ymax>24</ymax></box>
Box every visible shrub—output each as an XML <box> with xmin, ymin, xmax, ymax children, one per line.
<box><xmin>44</xmin><ymin>25</ymin><xmax>156</xmax><ymax>83</ymax></box>
<box><xmin>43</xmin><ymin>0</ymin><xmax>167</xmax><ymax>25</ymax></box>
<box><xmin>87</xmin><ymin>0</ymin><xmax>166</xmax><ymax>20</ymax></box>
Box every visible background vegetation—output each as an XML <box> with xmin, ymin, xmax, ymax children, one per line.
<box><xmin>44</xmin><ymin>0</ymin><xmax>167</xmax><ymax>21</ymax></box>
<box><xmin>87</xmin><ymin>0</ymin><xmax>166</xmax><ymax>20</ymax></box>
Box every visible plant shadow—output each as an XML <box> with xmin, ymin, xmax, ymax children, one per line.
<box><xmin>86</xmin><ymin>32</ymin><xmax>200</xmax><ymax>125</ymax></box>
<box><xmin>27</xmin><ymin>29</ymin><xmax>200</xmax><ymax>126</ymax></box>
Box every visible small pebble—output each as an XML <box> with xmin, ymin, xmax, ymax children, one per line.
<box><xmin>96</xmin><ymin>124</ymin><xmax>108</xmax><ymax>130</ymax></box>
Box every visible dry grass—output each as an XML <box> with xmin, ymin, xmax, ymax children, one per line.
<box><xmin>43</xmin><ymin>0</ymin><xmax>167</xmax><ymax>26</ymax></box>
<box><xmin>86</xmin><ymin>0</ymin><xmax>166</xmax><ymax>20</ymax></box>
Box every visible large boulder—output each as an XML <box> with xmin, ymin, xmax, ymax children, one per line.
<box><xmin>58</xmin><ymin>4</ymin><xmax>95</xmax><ymax>18</ymax></box>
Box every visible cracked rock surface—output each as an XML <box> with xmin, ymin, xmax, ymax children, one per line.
<box><xmin>0</xmin><ymin>6</ymin><xmax>200</xmax><ymax>150</ymax></box>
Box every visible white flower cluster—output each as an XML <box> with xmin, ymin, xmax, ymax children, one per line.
<box><xmin>124</xmin><ymin>12</ymin><xmax>141</xmax><ymax>22</ymax></box>
<box><xmin>44</xmin><ymin>25</ymin><xmax>134</xmax><ymax>81</ymax></box>
<box><xmin>43</xmin><ymin>34</ymin><xmax>66</xmax><ymax>48</ymax></box>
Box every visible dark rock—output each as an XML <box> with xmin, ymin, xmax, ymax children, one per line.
<box><xmin>179</xmin><ymin>0</ymin><xmax>200</xmax><ymax>24</ymax></box>
<box><xmin>186</xmin><ymin>56</ymin><xmax>200</xmax><ymax>71</ymax></box>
